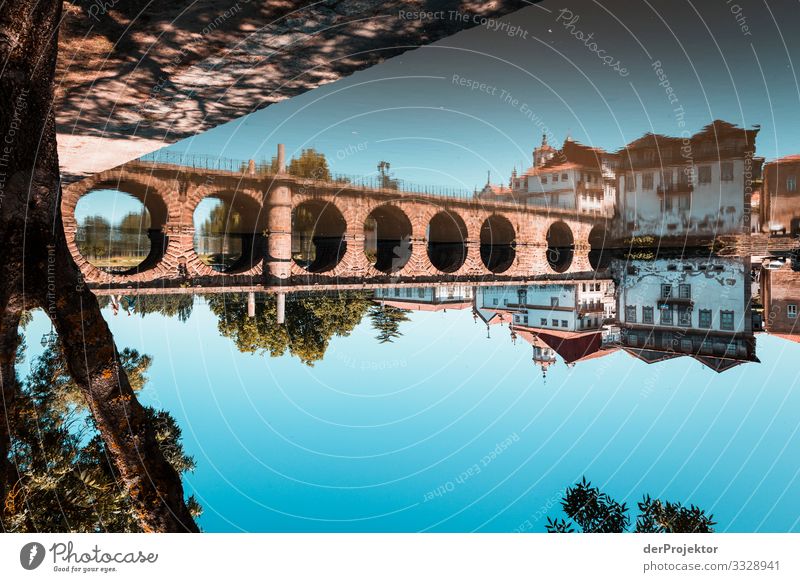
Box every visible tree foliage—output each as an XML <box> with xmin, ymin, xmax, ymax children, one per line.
<box><xmin>368</xmin><ymin>304</ymin><xmax>411</xmax><ymax>343</ymax></box>
<box><xmin>546</xmin><ymin>477</ymin><xmax>715</xmax><ymax>534</ymax></box>
<box><xmin>4</xmin><ymin>345</ymin><xmax>200</xmax><ymax>532</ymax></box>
<box><xmin>288</xmin><ymin>148</ymin><xmax>332</xmax><ymax>181</ymax></box>
<box><xmin>207</xmin><ymin>292</ymin><xmax>371</xmax><ymax>366</ymax></box>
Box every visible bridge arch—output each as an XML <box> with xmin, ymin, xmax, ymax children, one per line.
<box><xmin>480</xmin><ymin>214</ymin><xmax>516</xmax><ymax>273</ymax></box>
<box><xmin>546</xmin><ymin>221</ymin><xmax>575</xmax><ymax>273</ymax></box>
<box><xmin>62</xmin><ymin>173</ymin><xmax>175</xmax><ymax>281</ymax></box>
<box><xmin>192</xmin><ymin>189</ymin><xmax>267</xmax><ymax>274</ymax></box>
<box><xmin>364</xmin><ymin>204</ymin><xmax>413</xmax><ymax>274</ymax></box>
<box><xmin>292</xmin><ymin>199</ymin><xmax>347</xmax><ymax>273</ymax></box>
<box><xmin>427</xmin><ymin>210</ymin><xmax>468</xmax><ymax>273</ymax></box>
<box><xmin>588</xmin><ymin>223</ymin><xmax>611</xmax><ymax>270</ymax></box>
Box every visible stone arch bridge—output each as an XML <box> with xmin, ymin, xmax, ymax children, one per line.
<box><xmin>62</xmin><ymin>149</ymin><xmax>612</xmax><ymax>292</ymax></box>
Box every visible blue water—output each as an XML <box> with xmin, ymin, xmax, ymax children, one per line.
<box><xmin>20</xmin><ymin>302</ymin><xmax>800</xmax><ymax>532</ymax></box>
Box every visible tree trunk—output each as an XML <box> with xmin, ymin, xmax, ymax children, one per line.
<box><xmin>0</xmin><ymin>298</ymin><xmax>22</xmax><ymax>525</ymax></box>
<box><xmin>0</xmin><ymin>0</ymin><xmax>198</xmax><ymax>532</ymax></box>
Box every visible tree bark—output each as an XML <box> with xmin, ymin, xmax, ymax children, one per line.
<box><xmin>0</xmin><ymin>297</ymin><xmax>22</xmax><ymax>526</ymax></box>
<box><xmin>1</xmin><ymin>0</ymin><xmax>197</xmax><ymax>532</ymax></box>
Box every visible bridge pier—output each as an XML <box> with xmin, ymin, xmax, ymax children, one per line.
<box><xmin>265</xmin><ymin>184</ymin><xmax>292</xmax><ymax>282</ymax></box>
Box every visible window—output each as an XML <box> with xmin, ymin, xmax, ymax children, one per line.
<box><xmin>678</xmin><ymin>306</ymin><xmax>692</xmax><ymax>327</ymax></box>
<box><xmin>626</xmin><ymin>305</ymin><xmax>637</xmax><ymax>322</ymax></box>
<box><xmin>552</xmin><ymin>319</ymin><xmax>559</xmax><ymax>327</ymax></box>
<box><xmin>721</xmin><ymin>162</ymin><xmax>734</xmax><ymax>181</ymax></box>
<box><xmin>523</xmin><ymin>315</ymin><xmax>528</xmax><ymax>324</ymax></box>
<box><xmin>789</xmin><ymin>304</ymin><xmax>797</xmax><ymax>319</ymax></box>
<box><xmin>492</xmin><ymin>298</ymin><xmax>499</xmax><ymax>306</ymax></box>
<box><xmin>418</xmin><ymin>288</ymin><xmax>425</xmax><ymax>298</ymax></box>
<box><xmin>561</xmin><ymin>320</ymin><xmax>568</xmax><ymax>328</ymax></box>
<box><xmin>643</xmin><ymin>306</ymin><xmax>654</xmax><ymax>324</ymax></box>
<box><xmin>540</xmin><ymin>318</ymin><xmax>547</xmax><ymax>326</ymax></box>
<box><xmin>541</xmin><ymin>176</ymin><xmax>548</xmax><ymax>184</ymax></box>
<box><xmin>660</xmin><ymin>306</ymin><xmax>673</xmax><ymax>325</ymax></box>
<box><xmin>642</xmin><ymin>172</ymin><xmax>654</xmax><ymax>190</ymax></box>
<box><xmin>582</xmin><ymin>283</ymin><xmax>586</xmax><ymax>292</ymax></box>
<box><xmin>517</xmin><ymin>289</ymin><xmax>528</xmax><ymax>304</ymax></box>
<box><xmin>698</xmin><ymin>165</ymin><xmax>711</xmax><ymax>184</ymax></box>
<box><xmin>788</xmin><ymin>176</ymin><xmax>798</xmax><ymax>192</ymax></box>
<box><xmin>625</xmin><ymin>173</ymin><xmax>635</xmax><ymax>192</ymax></box>
<box><xmin>679</xmin><ymin>284</ymin><xmax>691</xmax><ymax>299</ymax></box>
<box><xmin>678</xmin><ymin>194</ymin><xmax>691</xmax><ymax>210</ymax></box>
<box><xmin>661</xmin><ymin>284</ymin><xmax>672</xmax><ymax>298</ymax></box>
<box><xmin>552</xmin><ymin>173</ymin><xmax>559</xmax><ymax>182</ymax></box>
<box><xmin>561</xmin><ymin>173</ymin><xmax>568</xmax><ymax>182</ymax></box>
<box><xmin>680</xmin><ymin>338</ymin><xmax>694</xmax><ymax>352</ymax></box>
<box><xmin>678</xmin><ymin>168</ymin><xmax>691</xmax><ymax>188</ymax></box>
<box><xmin>406</xmin><ymin>288</ymin><xmax>412</xmax><ymax>298</ymax></box>
<box><xmin>720</xmin><ymin>310</ymin><xmax>735</xmax><ymax>331</ymax></box>
<box><xmin>550</xmin><ymin>297</ymin><xmax>559</xmax><ymax>307</ymax></box>
<box><xmin>699</xmin><ymin>309</ymin><xmax>712</xmax><ymax>328</ymax></box>
<box><xmin>661</xmin><ymin>170</ymin><xmax>673</xmax><ymax>190</ymax></box>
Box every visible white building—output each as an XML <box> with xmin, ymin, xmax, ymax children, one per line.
<box><xmin>374</xmin><ymin>285</ymin><xmax>473</xmax><ymax>311</ymax></box>
<box><xmin>511</xmin><ymin>137</ymin><xmax>617</xmax><ymax>216</ymax></box>
<box><xmin>614</xmin><ymin>256</ymin><xmax>757</xmax><ymax>371</ymax></box>
<box><xmin>617</xmin><ymin>120</ymin><xmax>760</xmax><ymax>239</ymax></box>
<box><xmin>477</xmin><ymin>281</ymin><xmax>614</xmax><ymax>333</ymax></box>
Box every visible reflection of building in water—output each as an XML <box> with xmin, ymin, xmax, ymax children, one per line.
<box><xmin>761</xmin><ymin>266</ymin><xmax>800</xmax><ymax>342</ymax></box>
<box><xmin>373</xmin><ymin>286</ymin><xmax>473</xmax><ymax>311</ymax></box>
<box><xmin>614</xmin><ymin>256</ymin><xmax>758</xmax><ymax>372</ymax></box>
<box><xmin>478</xmin><ymin>135</ymin><xmax>617</xmax><ymax>217</ymax></box>
<box><xmin>475</xmin><ymin>282</ymin><xmax>618</xmax><ymax>374</ymax></box>
<box><xmin>617</xmin><ymin>120</ymin><xmax>760</xmax><ymax>240</ymax></box>
<box><xmin>761</xmin><ymin>154</ymin><xmax>800</xmax><ymax>236</ymax></box>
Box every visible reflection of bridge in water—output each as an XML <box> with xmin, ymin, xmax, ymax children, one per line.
<box><xmin>62</xmin><ymin>145</ymin><xmax>613</xmax><ymax>293</ymax></box>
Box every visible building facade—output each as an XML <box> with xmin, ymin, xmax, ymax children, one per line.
<box><xmin>761</xmin><ymin>154</ymin><xmax>800</xmax><ymax>236</ymax></box>
<box><xmin>614</xmin><ymin>256</ymin><xmax>757</xmax><ymax>372</ymax></box>
<box><xmin>616</xmin><ymin>120</ymin><xmax>760</xmax><ymax>240</ymax></box>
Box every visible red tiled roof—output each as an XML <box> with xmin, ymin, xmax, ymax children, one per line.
<box><xmin>512</xmin><ymin>325</ymin><xmax>604</xmax><ymax>364</ymax></box>
<box><xmin>769</xmin><ymin>333</ymin><xmax>800</xmax><ymax>344</ymax></box>
<box><xmin>619</xmin><ymin>120</ymin><xmax>758</xmax><ymax>153</ymax></box>
<box><xmin>766</xmin><ymin>154</ymin><xmax>800</xmax><ymax>166</ymax></box>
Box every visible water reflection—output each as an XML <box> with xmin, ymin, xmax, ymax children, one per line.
<box><xmin>95</xmin><ymin>248</ymin><xmax>799</xmax><ymax>376</ymax></box>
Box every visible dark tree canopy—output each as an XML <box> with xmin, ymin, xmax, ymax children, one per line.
<box><xmin>368</xmin><ymin>304</ymin><xmax>411</xmax><ymax>344</ymax></box>
<box><xmin>4</xmin><ymin>345</ymin><xmax>200</xmax><ymax>532</ymax></box>
<box><xmin>546</xmin><ymin>477</ymin><xmax>715</xmax><ymax>534</ymax></box>
<box><xmin>207</xmin><ymin>292</ymin><xmax>371</xmax><ymax>366</ymax></box>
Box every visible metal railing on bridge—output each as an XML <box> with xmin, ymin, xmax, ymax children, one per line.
<box><xmin>138</xmin><ymin>150</ymin><xmax>477</xmax><ymax>200</ymax></box>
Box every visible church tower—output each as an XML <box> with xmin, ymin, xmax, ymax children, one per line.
<box><xmin>533</xmin><ymin>133</ymin><xmax>556</xmax><ymax>168</ymax></box>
